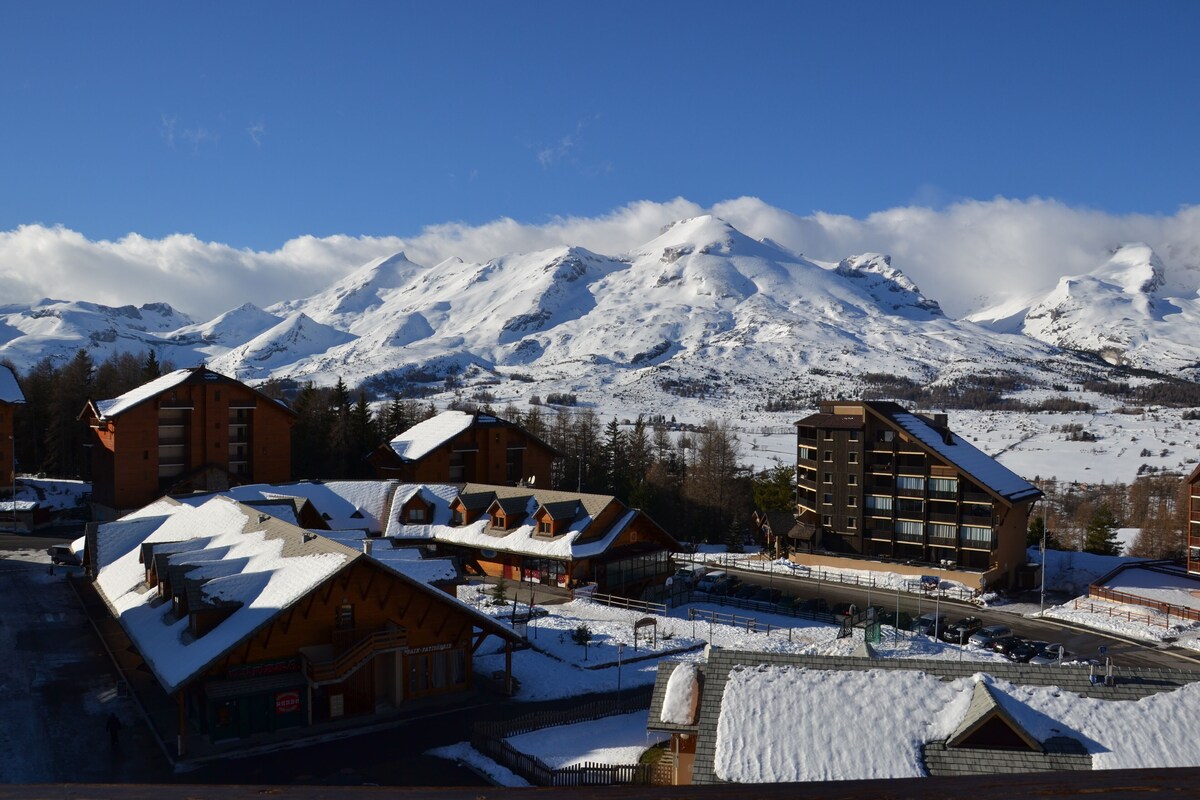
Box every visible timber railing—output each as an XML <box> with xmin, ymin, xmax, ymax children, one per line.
<box><xmin>582</xmin><ymin>592</ymin><xmax>667</xmax><ymax>616</ymax></box>
<box><xmin>304</xmin><ymin>628</ymin><xmax>408</xmax><ymax>685</ymax></box>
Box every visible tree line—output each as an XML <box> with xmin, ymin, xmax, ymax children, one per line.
<box><xmin>2</xmin><ymin>350</ymin><xmax>784</xmax><ymax>544</ymax></box>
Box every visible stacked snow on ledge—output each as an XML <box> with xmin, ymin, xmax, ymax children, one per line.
<box><xmin>713</xmin><ymin>666</ymin><xmax>1200</xmax><ymax>782</ymax></box>
<box><xmin>387</xmin><ymin>410</ymin><xmax>476</xmax><ymax>461</ymax></box>
<box><xmin>660</xmin><ymin>662</ymin><xmax>700</xmax><ymax>725</ymax></box>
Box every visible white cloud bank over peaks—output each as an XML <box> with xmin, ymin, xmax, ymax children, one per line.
<box><xmin>3</xmin><ymin>197</ymin><xmax>1200</xmax><ymax>320</ymax></box>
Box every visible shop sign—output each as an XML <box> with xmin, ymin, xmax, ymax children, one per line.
<box><xmin>227</xmin><ymin>657</ymin><xmax>300</xmax><ymax>681</ymax></box>
<box><xmin>275</xmin><ymin>690</ymin><xmax>301</xmax><ymax>715</ymax></box>
<box><xmin>404</xmin><ymin>642</ymin><xmax>453</xmax><ymax>655</ymax></box>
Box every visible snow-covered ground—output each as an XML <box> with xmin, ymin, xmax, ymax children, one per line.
<box><xmin>425</xmin><ymin>742</ymin><xmax>531</xmax><ymax>788</ymax></box>
<box><xmin>505</xmin><ymin>710</ymin><xmax>667</xmax><ymax>769</ymax></box>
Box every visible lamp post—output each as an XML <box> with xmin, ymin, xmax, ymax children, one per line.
<box><xmin>1039</xmin><ymin>502</ymin><xmax>1048</xmax><ymax>617</ymax></box>
<box><xmin>9</xmin><ymin>434</ymin><xmax>14</xmax><ymax>533</ymax></box>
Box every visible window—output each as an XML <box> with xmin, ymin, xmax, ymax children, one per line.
<box><xmin>799</xmin><ymin>446</ymin><xmax>817</xmax><ymax>461</ymax></box>
<box><xmin>847</xmin><ymin>495</ymin><xmax>857</xmax><ymax>507</ymax></box>
<box><xmin>823</xmin><ymin>430</ymin><xmax>834</xmax><ymax>440</ymax></box>
<box><xmin>335</xmin><ymin>603</ymin><xmax>354</xmax><ymax>631</ymax></box>
<box><xmin>849</xmin><ymin>431</ymin><xmax>860</xmax><ymax>441</ymax></box>
<box><xmin>538</xmin><ymin>519</ymin><xmax>552</xmax><ymax>535</ymax></box>
<box><xmin>451</xmin><ymin>509</ymin><xmax>464</xmax><ymax>526</ymax></box>
<box><xmin>877</xmin><ymin>430</ymin><xmax>895</xmax><ymax>443</ymax></box>
<box><xmin>846</xmin><ymin>517</ymin><xmax>857</xmax><ymax>529</ymax></box>
<box><xmin>822</xmin><ymin>493</ymin><xmax>833</xmax><ymax>505</ymax></box>
<box><xmin>896</xmin><ymin>520</ymin><xmax>924</xmax><ymax>542</ymax></box>
<box><xmin>823</xmin><ymin>451</ymin><xmax>833</xmax><ymax>462</ymax></box>
<box><xmin>929</xmin><ymin>522</ymin><xmax>956</xmax><ymax>542</ymax></box>
<box><xmin>897</xmin><ymin>498</ymin><xmax>924</xmax><ymax>516</ymax></box>
<box><xmin>930</xmin><ymin>477</ymin><xmax>958</xmax><ymax>498</ymax></box>
<box><xmin>897</xmin><ymin>475</ymin><xmax>926</xmax><ymax>491</ymax></box>
<box><xmin>407</xmin><ymin>507</ymin><xmax>426</xmax><ymax>523</ymax></box>
<box><xmin>848</xmin><ymin>452</ymin><xmax>858</xmax><ymax>464</ymax></box>
<box><xmin>847</xmin><ymin>474</ymin><xmax>857</xmax><ymax>485</ymax></box>
<box><xmin>821</xmin><ymin>515</ymin><xmax>832</xmax><ymax>526</ymax></box>
<box><xmin>490</xmin><ymin>514</ymin><xmax>505</xmax><ymax>530</ymax></box>
<box><xmin>961</xmin><ymin>525</ymin><xmax>994</xmax><ymax>549</ymax></box>
<box><xmin>823</xmin><ymin>472</ymin><xmax>833</xmax><ymax>484</ymax></box>
<box><xmin>866</xmin><ymin>495</ymin><xmax>893</xmax><ymax>512</ymax></box>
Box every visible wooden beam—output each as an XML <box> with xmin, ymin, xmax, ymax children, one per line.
<box><xmin>359</xmin><ymin>569</ymin><xmax>376</xmax><ymax>603</ymax></box>
<box><xmin>471</xmin><ymin>630</ymin><xmax>488</xmax><ymax>653</ymax></box>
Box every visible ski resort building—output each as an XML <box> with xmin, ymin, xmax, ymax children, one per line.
<box><xmin>385</xmin><ymin>482</ymin><xmax>680</xmax><ymax>598</ymax></box>
<box><xmin>793</xmin><ymin>401</ymin><xmax>1042</xmax><ymax>590</ymax></box>
<box><xmin>0</xmin><ymin>364</ymin><xmax>24</xmax><ymax>491</ymax></box>
<box><xmin>87</xmin><ymin>495</ymin><xmax>521</xmax><ymax>754</ymax></box>
<box><xmin>367</xmin><ymin>410</ymin><xmax>558</xmax><ymax>488</ymax></box>
<box><xmin>80</xmin><ymin>367</ymin><xmax>296</xmax><ymax>514</ymax></box>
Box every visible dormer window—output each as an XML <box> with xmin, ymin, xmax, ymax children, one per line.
<box><xmin>538</xmin><ymin>520</ymin><xmax>552</xmax><ymax>535</ymax></box>
<box><xmin>491</xmin><ymin>514</ymin><xmax>506</xmax><ymax>530</ymax></box>
<box><xmin>451</xmin><ymin>509</ymin><xmax>463</xmax><ymax>525</ymax></box>
<box><xmin>407</xmin><ymin>507</ymin><xmax>426</xmax><ymax>524</ymax></box>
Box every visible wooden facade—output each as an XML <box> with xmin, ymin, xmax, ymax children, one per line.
<box><xmin>81</xmin><ymin>367</ymin><xmax>295</xmax><ymax>512</ymax></box>
<box><xmin>0</xmin><ymin>364</ymin><xmax>23</xmax><ymax>491</ymax></box>
<box><xmin>94</xmin><ymin>500</ymin><xmax>521</xmax><ymax>754</ymax></box>
<box><xmin>436</xmin><ymin>484</ymin><xmax>680</xmax><ymax>598</ymax></box>
<box><xmin>368</xmin><ymin>411</ymin><xmax>557</xmax><ymax>487</ymax></box>
<box><xmin>1187</xmin><ymin>464</ymin><xmax>1200</xmax><ymax>575</ymax></box>
<box><xmin>794</xmin><ymin>401</ymin><xmax>1041</xmax><ymax>590</ymax></box>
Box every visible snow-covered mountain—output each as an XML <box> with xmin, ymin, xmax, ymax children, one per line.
<box><xmin>1</xmin><ymin>220</ymin><xmax>1194</xmax><ymax>414</ymax></box>
<box><xmin>969</xmin><ymin>243</ymin><xmax>1200</xmax><ymax>371</ymax></box>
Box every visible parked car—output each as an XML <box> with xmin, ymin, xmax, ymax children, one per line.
<box><xmin>968</xmin><ymin>624</ymin><xmax>1012</xmax><ymax>648</ymax></box>
<box><xmin>695</xmin><ymin>571</ymin><xmax>728</xmax><ymax>593</ymax></box>
<box><xmin>942</xmin><ymin>616</ymin><xmax>983</xmax><ymax>643</ymax></box>
<box><xmin>752</xmin><ymin>587</ymin><xmax>782</xmax><ymax>604</ymax></box>
<box><xmin>912</xmin><ymin>612</ymin><xmax>948</xmax><ymax>637</ymax></box>
<box><xmin>672</xmin><ymin>565</ymin><xmax>708</xmax><ymax>588</ymax></box>
<box><xmin>47</xmin><ymin>544</ymin><xmax>81</xmax><ymax>567</ymax></box>
<box><xmin>1028</xmin><ymin>643</ymin><xmax>1070</xmax><ymax>665</ymax></box>
<box><xmin>990</xmin><ymin>635</ymin><xmax>1025</xmax><ymax>656</ymax></box>
<box><xmin>734</xmin><ymin>584</ymin><xmax>759</xmax><ymax>599</ymax></box>
<box><xmin>1006</xmin><ymin>639</ymin><xmax>1049</xmax><ymax>663</ymax></box>
<box><xmin>710</xmin><ymin>576</ymin><xmax>741</xmax><ymax>596</ymax></box>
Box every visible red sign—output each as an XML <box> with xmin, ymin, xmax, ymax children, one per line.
<box><xmin>275</xmin><ymin>691</ymin><xmax>301</xmax><ymax>715</ymax></box>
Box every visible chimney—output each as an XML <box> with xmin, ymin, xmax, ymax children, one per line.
<box><xmin>362</xmin><ymin>538</ymin><xmax>373</xmax><ymax>556</ymax></box>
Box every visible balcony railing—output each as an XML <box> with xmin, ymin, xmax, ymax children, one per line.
<box><xmin>929</xmin><ymin>509</ymin><xmax>958</xmax><ymax>524</ymax></box>
<box><xmin>304</xmin><ymin>628</ymin><xmax>409</xmax><ymax>686</ymax></box>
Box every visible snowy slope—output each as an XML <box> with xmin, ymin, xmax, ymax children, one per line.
<box><xmin>970</xmin><ymin>243</ymin><xmax>1200</xmax><ymax>372</ymax></box>
<box><xmin>0</xmin><ymin>218</ymin><xmax>1182</xmax><ymax>427</ymax></box>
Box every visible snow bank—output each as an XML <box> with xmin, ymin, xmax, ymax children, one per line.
<box><xmin>660</xmin><ymin>662</ymin><xmax>700</xmax><ymax>724</ymax></box>
<box><xmin>505</xmin><ymin>711</ymin><xmax>667</xmax><ymax>769</ymax></box>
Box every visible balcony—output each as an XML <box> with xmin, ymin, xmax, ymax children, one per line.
<box><xmin>929</xmin><ymin>509</ymin><xmax>958</xmax><ymax>524</ymax></box>
<box><xmin>869</xmin><ymin>454</ymin><xmax>894</xmax><ymax>471</ymax></box>
<box><xmin>301</xmin><ymin>628</ymin><xmax>409</xmax><ymax>686</ymax></box>
<box><xmin>797</xmin><ymin>476</ymin><xmax>817</xmax><ymax>491</ymax></box>
<box><xmin>962</xmin><ymin>490</ymin><xmax>991</xmax><ymax>504</ymax></box>
<box><xmin>869</xmin><ymin>477</ymin><xmax>894</xmax><ymax>492</ymax></box>
<box><xmin>896</xmin><ymin>485</ymin><xmax>925</xmax><ymax>499</ymax></box>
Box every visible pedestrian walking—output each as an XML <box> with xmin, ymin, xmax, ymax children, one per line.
<box><xmin>106</xmin><ymin>713</ymin><xmax>123</xmax><ymax>747</ymax></box>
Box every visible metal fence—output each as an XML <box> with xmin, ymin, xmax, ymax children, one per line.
<box><xmin>675</xmin><ymin>552</ymin><xmax>977</xmax><ymax>602</ymax></box>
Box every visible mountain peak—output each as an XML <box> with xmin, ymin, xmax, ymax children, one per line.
<box><xmin>1094</xmin><ymin>242</ymin><xmax>1164</xmax><ymax>295</ymax></box>
<box><xmin>834</xmin><ymin>254</ymin><xmax>943</xmax><ymax>317</ymax></box>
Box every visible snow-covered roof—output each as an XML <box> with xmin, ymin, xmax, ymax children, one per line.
<box><xmin>92</xmin><ymin>496</ymin><xmax>354</xmax><ymax>693</ymax></box>
<box><xmin>387</xmin><ymin>410</ymin><xmax>476</xmax><ymax>462</ymax></box>
<box><xmin>383</xmin><ymin>483</ymin><xmax>463</xmax><ymax>538</ymax></box>
<box><xmin>319</xmin><ymin>529</ymin><xmax>458</xmax><ymax>584</ymax></box>
<box><xmin>890</xmin><ymin>412</ymin><xmax>1042</xmax><ymax>503</ymax></box>
<box><xmin>180</xmin><ymin>480</ymin><xmax>397</xmax><ymax>533</ymax></box>
<box><xmin>712</xmin><ymin>665</ymin><xmax>1200</xmax><ymax>781</ymax></box>
<box><xmin>0</xmin><ymin>364</ymin><xmax>24</xmax><ymax>403</ymax></box>
<box><xmin>94</xmin><ymin>368</ymin><xmax>195</xmax><ymax>418</ymax></box>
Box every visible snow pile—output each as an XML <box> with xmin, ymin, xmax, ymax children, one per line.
<box><xmin>1030</xmin><ymin>547</ymin><xmax>1144</xmax><ymax>595</ymax></box>
<box><xmin>660</xmin><ymin>663</ymin><xmax>700</xmax><ymax>724</ymax></box>
<box><xmin>425</xmin><ymin>742</ymin><xmax>531</xmax><ymax>787</ymax></box>
<box><xmin>505</xmin><ymin>711</ymin><xmax>667</xmax><ymax>769</ymax></box>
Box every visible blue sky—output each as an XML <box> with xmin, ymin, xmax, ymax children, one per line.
<box><xmin>3</xmin><ymin>1</ymin><xmax>1198</xmax><ymax>250</ymax></box>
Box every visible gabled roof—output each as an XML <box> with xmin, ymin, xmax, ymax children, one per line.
<box><xmin>91</xmin><ymin>494</ymin><xmax>519</xmax><ymax>694</ymax></box>
<box><xmin>384</xmin><ymin>409</ymin><xmax>561</xmax><ymax>462</ymax></box>
<box><xmin>865</xmin><ymin>401</ymin><xmax>1042</xmax><ymax>505</ymax></box>
<box><xmin>86</xmin><ymin>366</ymin><xmax>296</xmax><ymax>421</ymax></box>
<box><xmin>0</xmin><ymin>364</ymin><xmax>25</xmax><ymax>404</ymax></box>
<box><xmin>794</xmin><ymin>413</ymin><xmax>863</xmax><ymax>430</ymax></box>
<box><xmin>947</xmin><ymin>679</ymin><xmax>1043</xmax><ymax>752</ymax></box>
<box><xmin>490</xmin><ymin>495</ymin><xmax>535</xmax><ymax>517</ymax></box>
<box><xmin>538</xmin><ymin>500</ymin><xmax>582</xmax><ymax>521</ymax></box>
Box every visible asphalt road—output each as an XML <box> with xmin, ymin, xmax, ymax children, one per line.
<box><xmin>708</xmin><ymin>564</ymin><xmax>1200</xmax><ymax>670</ymax></box>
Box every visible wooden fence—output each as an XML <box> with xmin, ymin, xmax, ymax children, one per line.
<box><xmin>1080</xmin><ymin>587</ymin><xmax>1200</xmax><ymax>627</ymax></box>
<box><xmin>472</xmin><ymin>695</ymin><xmax>664</xmax><ymax>786</ymax></box>
<box><xmin>584</xmin><ymin>592</ymin><xmax>667</xmax><ymax>616</ymax></box>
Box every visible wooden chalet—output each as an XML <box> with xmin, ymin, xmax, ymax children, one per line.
<box><xmin>88</xmin><ymin>495</ymin><xmax>521</xmax><ymax>753</ymax></box>
<box><xmin>367</xmin><ymin>410</ymin><xmax>558</xmax><ymax>487</ymax></box>
<box><xmin>0</xmin><ymin>364</ymin><xmax>24</xmax><ymax>491</ymax></box>
<box><xmin>80</xmin><ymin>366</ymin><xmax>296</xmax><ymax>513</ymax></box>
<box><xmin>385</xmin><ymin>482</ymin><xmax>680</xmax><ymax>598</ymax></box>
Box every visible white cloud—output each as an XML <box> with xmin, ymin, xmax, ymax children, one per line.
<box><xmin>247</xmin><ymin>120</ymin><xmax>266</xmax><ymax>147</ymax></box>
<box><xmin>3</xmin><ymin>197</ymin><xmax>1200</xmax><ymax>322</ymax></box>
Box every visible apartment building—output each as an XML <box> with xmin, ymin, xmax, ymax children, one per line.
<box><xmin>794</xmin><ymin>400</ymin><xmax>1042</xmax><ymax>590</ymax></box>
<box><xmin>81</xmin><ymin>366</ymin><xmax>295</xmax><ymax>512</ymax></box>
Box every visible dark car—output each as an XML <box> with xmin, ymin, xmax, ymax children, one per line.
<box><xmin>990</xmin><ymin>635</ymin><xmax>1025</xmax><ymax>656</ymax></box>
<box><xmin>1006</xmin><ymin>639</ymin><xmax>1049</xmax><ymax>663</ymax></box>
<box><xmin>734</xmin><ymin>584</ymin><xmax>758</xmax><ymax>599</ymax></box>
<box><xmin>47</xmin><ymin>544</ymin><xmax>81</xmax><ymax>567</ymax></box>
<box><xmin>711</xmin><ymin>576</ymin><xmax>741</xmax><ymax>596</ymax></box>
<box><xmin>752</xmin><ymin>587</ymin><xmax>782</xmax><ymax>604</ymax></box>
<box><xmin>942</xmin><ymin>616</ymin><xmax>983</xmax><ymax>643</ymax></box>
<box><xmin>912</xmin><ymin>612</ymin><xmax>948</xmax><ymax>637</ymax></box>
